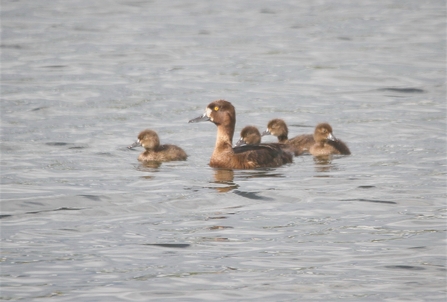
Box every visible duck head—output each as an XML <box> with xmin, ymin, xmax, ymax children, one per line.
<box><xmin>189</xmin><ymin>100</ymin><xmax>236</xmax><ymax>127</ymax></box>
<box><xmin>314</xmin><ymin>123</ymin><xmax>336</xmax><ymax>143</ymax></box>
<box><xmin>128</xmin><ymin>129</ymin><xmax>160</xmax><ymax>150</ymax></box>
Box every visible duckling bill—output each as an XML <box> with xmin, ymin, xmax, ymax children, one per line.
<box><xmin>189</xmin><ymin>100</ymin><xmax>293</xmax><ymax>169</ymax></box>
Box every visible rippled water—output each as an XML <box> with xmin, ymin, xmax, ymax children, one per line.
<box><xmin>1</xmin><ymin>0</ymin><xmax>446</xmax><ymax>301</ymax></box>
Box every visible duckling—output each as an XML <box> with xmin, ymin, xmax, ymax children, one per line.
<box><xmin>128</xmin><ymin>129</ymin><xmax>187</xmax><ymax>162</ymax></box>
<box><xmin>262</xmin><ymin>118</ymin><xmax>314</xmax><ymax>155</ymax></box>
<box><xmin>189</xmin><ymin>100</ymin><xmax>293</xmax><ymax>169</ymax></box>
<box><xmin>309</xmin><ymin>123</ymin><xmax>351</xmax><ymax>156</ymax></box>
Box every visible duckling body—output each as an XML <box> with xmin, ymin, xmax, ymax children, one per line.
<box><xmin>128</xmin><ymin>129</ymin><xmax>187</xmax><ymax>162</ymax></box>
<box><xmin>263</xmin><ymin>119</ymin><xmax>314</xmax><ymax>155</ymax></box>
<box><xmin>189</xmin><ymin>100</ymin><xmax>293</xmax><ymax>169</ymax></box>
<box><xmin>309</xmin><ymin>123</ymin><xmax>351</xmax><ymax>156</ymax></box>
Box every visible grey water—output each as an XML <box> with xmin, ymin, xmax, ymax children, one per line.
<box><xmin>1</xmin><ymin>0</ymin><xmax>446</xmax><ymax>301</ymax></box>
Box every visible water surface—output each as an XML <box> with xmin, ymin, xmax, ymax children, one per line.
<box><xmin>1</xmin><ymin>0</ymin><xmax>446</xmax><ymax>301</ymax></box>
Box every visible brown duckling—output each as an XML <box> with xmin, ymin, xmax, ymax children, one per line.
<box><xmin>128</xmin><ymin>129</ymin><xmax>187</xmax><ymax>162</ymax></box>
<box><xmin>262</xmin><ymin>118</ymin><xmax>314</xmax><ymax>156</ymax></box>
<box><xmin>309</xmin><ymin>123</ymin><xmax>351</xmax><ymax>156</ymax></box>
<box><xmin>189</xmin><ymin>100</ymin><xmax>293</xmax><ymax>169</ymax></box>
<box><xmin>235</xmin><ymin>125</ymin><xmax>262</xmax><ymax>147</ymax></box>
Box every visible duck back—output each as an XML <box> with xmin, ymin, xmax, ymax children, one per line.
<box><xmin>138</xmin><ymin>144</ymin><xmax>187</xmax><ymax>162</ymax></box>
<box><xmin>210</xmin><ymin>144</ymin><xmax>293</xmax><ymax>169</ymax></box>
<box><xmin>287</xmin><ymin>134</ymin><xmax>315</xmax><ymax>155</ymax></box>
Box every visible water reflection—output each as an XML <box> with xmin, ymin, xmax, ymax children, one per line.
<box><xmin>378</xmin><ymin>87</ymin><xmax>425</xmax><ymax>94</ymax></box>
<box><xmin>135</xmin><ymin>161</ymin><xmax>162</xmax><ymax>171</ymax></box>
<box><xmin>143</xmin><ymin>243</ymin><xmax>190</xmax><ymax>248</ymax></box>
<box><xmin>135</xmin><ymin>162</ymin><xmax>159</xmax><ymax>179</ymax></box>
<box><xmin>237</xmin><ymin>170</ymin><xmax>286</xmax><ymax>179</ymax></box>
<box><xmin>233</xmin><ymin>189</ymin><xmax>274</xmax><ymax>201</ymax></box>
<box><xmin>214</xmin><ymin>169</ymin><xmax>235</xmax><ymax>182</ymax></box>
<box><xmin>213</xmin><ymin>168</ymin><xmax>287</xmax><ymax>185</ymax></box>
<box><xmin>210</xmin><ymin>168</ymin><xmax>281</xmax><ymax>200</ymax></box>
<box><xmin>199</xmin><ymin>237</ymin><xmax>230</xmax><ymax>242</ymax></box>
<box><xmin>341</xmin><ymin>198</ymin><xmax>397</xmax><ymax>205</ymax></box>
<box><xmin>313</xmin><ymin>156</ymin><xmax>337</xmax><ymax>173</ymax></box>
<box><xmin>208</xmin><ymin>226</ymin><xmax>234</xmax><ymax>230</ymax></box>
<box><xmin>0</xmin><ymin>207</ymin><xmax>83</xmax><ymax>220</ymax></box>
<box><xmin>213</xmin><ymin>169</ymin><xmax>238</xmax><ymax>192</ymax></box>
<box><xmin>141</xmin><ymin>161</ymin><xmax>162</xmax><ymax>169</ymax></box>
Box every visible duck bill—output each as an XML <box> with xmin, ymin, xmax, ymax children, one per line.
<box><xmin>327</xmin><ymin>133</ymin><xmax>336</xmax><ymax>141</ymax></box>
<box><xmin>261</xmin><ymin>129</ymin><xmax>271</xmax><ymax>136</ymax></box>
<box><xmin>234</xmin><ymin>137</ymin><xmax>246</xmax><ymax>147</ymax></box>
<box><xmin>128</xmin><ymin>140</ymin><xmax>141</xmax><ymax>149</ymax></box>
<box><xmin>188</xmin><ymin>113</ymin><xmax>210</xmax><ymax>123</ymax></box>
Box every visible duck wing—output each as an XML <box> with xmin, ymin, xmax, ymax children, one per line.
<box><xmin>233</xmin><ymin>143</ymin><xmax>293</xmax><ymax>168</ymax></box>
<box><xmin>326</xmin><ymin>139</ymin><xmax>351</xmax><ymax>155</ymax></box>
<box><xmin>288</xmin><ymin>134</ymin><xmax>314</xmax><ymax>155</ymax></box>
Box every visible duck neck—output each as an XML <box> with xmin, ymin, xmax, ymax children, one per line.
<box><xmin>214</xmin><ymin>123</ymin><xmax>234</xmax><ymax>152</ymax></box>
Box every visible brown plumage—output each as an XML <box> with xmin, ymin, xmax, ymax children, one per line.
<box><xmin>189</xmin><ymin>100</ymin><xmax>293</xmax><ymax>169</ymax></box>
<box><xmin>309</xmin><ymin>123</ymin><xmax>351</xmax><ymax>156</ymax></box>
<box><xmin>128</xmin><ymin>129</ymin><xmax>187</xmax><ymax>162</ymax></box>
<box><xmin>262</xmin><ymin>118</ymin><xmax>314</xmax><ymax>155</ymax></box>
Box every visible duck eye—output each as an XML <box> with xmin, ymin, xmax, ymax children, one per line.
<box><xmin>214</xmin><ymin>106</ymin><xmax>219</xmax><ymax>111</ymax></box>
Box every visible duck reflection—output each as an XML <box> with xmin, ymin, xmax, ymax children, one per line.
<box><xmin>135</xmin><ymin>161</ymin><xmax>160</xmax><ymax>179</ymax></box>
<box><xmin>237</xmin><ymin>169</ymin><xmax>285</xmax><ymax>179</ymax></box>
<box><xmin>313</xmin><ymin>156</ymin><xmax>338</xmax><ymax>173</ymax></box>
<box><xmin>213</xmin><ymin>169</ymin><xmax>239</xmax><ymax>192</ymax></box>
<box><xmin>141</xmin><ymin>161</ymin><xmax>162</xmax><ymax>169</ymax></box>
<box><xmin>211</xmin><ymin>168</ymin><xmax>278</xmax><ymax>201</ymax></box>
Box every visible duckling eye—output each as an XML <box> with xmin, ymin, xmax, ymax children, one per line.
<box><xmin>214</xmin><ymin>106</ymin><xmax>219</xmax><ymax>111</ymax></box>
